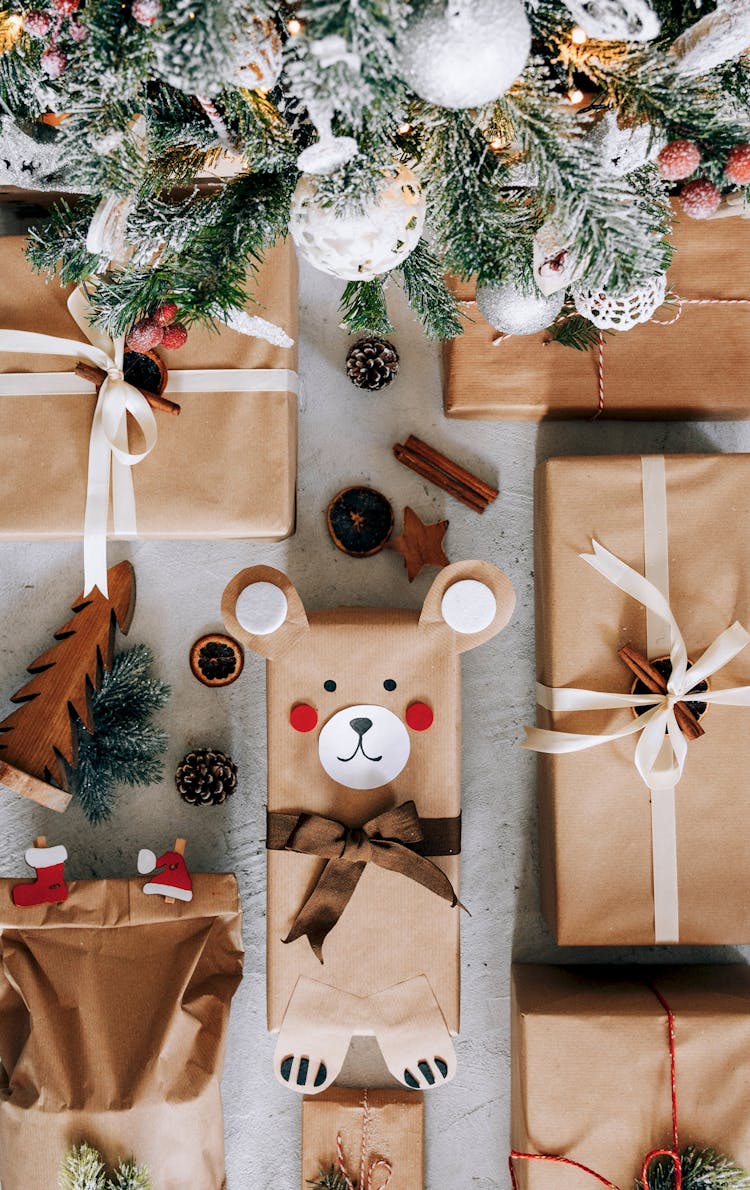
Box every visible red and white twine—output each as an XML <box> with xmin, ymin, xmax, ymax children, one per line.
<box><xmin>508</xmin><ymin>984</ymin><xmax>683</xmax><ymax>1190</ymax></box>
<box><xmin>336</xmin><ymin>1091</ymin><xmax>393</xmax><ymax>1190</ymax></box>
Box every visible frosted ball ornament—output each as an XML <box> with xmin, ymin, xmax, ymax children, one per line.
<box><xmin>560</xmin><ymin>0</ymin><xmax>661</xmax><ymax>41</ymax></box>
<box><xmin>585</xmin><ymin>109</ymin><xmax>660</xmax><ymax>176</ymax></box>
<box><xmin>476</xmin><ymin>280</ymin><xmax>564</xmax><ymax>336</ymax></box>
<box><xmin>573</xmin><ymin>273</ymin><xmax>667</xmax><ymax>331</ymax></box>
<box><xmin>394</xmin><ymin>0</ymin><xmax>531</xmax><ymax>110</ymax></box>
<box><xmin>229</xmin><ymin>17</ymin><xmax>282</xmax><ymax>90</ymax></box>
<box><xmin>289</xmin><ymin>166</ymin><xmax>426</xmax><ymax>282</ymax></box>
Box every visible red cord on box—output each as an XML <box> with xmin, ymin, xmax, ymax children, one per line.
<box><xmin>508</xmin><ymin>983</ymin><xmax>682</xmax><ymax>1190</ymax></box>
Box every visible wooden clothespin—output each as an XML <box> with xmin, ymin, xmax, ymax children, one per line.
<box><xmin>165</xmin><ymin>837</ymin><xmax>186</xmax><ymax>905</ymax></box>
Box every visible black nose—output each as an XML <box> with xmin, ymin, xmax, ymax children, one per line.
<box><xmin>350</xmin><ymin>717</ymin><xmax>373</xmax><ymax>736</ymax></box>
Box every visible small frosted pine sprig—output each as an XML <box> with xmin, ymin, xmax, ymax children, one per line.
<box><xmin>637</xmin><ymin>1148</ymin><xmax>750</xmax><ymax>1190</ymax></box>
<box><xmin>60</xmin><ymin>1143</ymin><xmax>151</xmax><ymax>1190</ymax></box>
<box><xmin>310</xmin><ymin>1170</ymin><xmax>349</xmax><ymax>1190</ymax></box>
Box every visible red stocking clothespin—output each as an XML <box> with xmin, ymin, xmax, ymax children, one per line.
<box><xmin>12</xmin><ymin>835</ymin><xmax>69</xmax><ymax>907</ymax></box>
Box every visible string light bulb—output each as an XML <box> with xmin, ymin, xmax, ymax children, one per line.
<box><xmin>571</xmin><ymin>25</ymin><xmax>587</xmax><ymax>44</ymax></box>
<box><xmin>0</xmin><ymin>11</ymin><xmax>24</xmax><ymax>53</ymax></box>
<box><xmin>397</xmin><ymin>122</ymin><xmax>412</xmax><ymax>135</ymax></box>
<box><xmin>567</xmin><ymin>88</ymin><xmax>584</xmax><ymax>104</ymax></box>
<box><xmin>287</xmin><ymin>16</ymin><xmax>302</xmax><ymax>34</ymax></box>
<box><xmin>490</xmin><ymin>136</ymin><xmax>504</xmax><ymax>151</ymax></box>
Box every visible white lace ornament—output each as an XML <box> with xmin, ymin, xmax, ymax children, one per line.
<box><xmin>560</xmin><ymin>0</ymin><xmax>660</xmax><ymax>41</ymax></box>
<box><xmin>296</xmin><ymin>100</ymin><xmax>358</xmax><ymax>176</ymax></box>
<box><xmin>394</xmin><ymin>0</ymin><xmax>531</xmax><ymax>110</ymax></box>
<box><xmin>289</xmin><ymin>165</ymin><xmax>425</xmax><ymax>281</ymax></box>
<box><xmin>573</xmin><ymin>272</ymin><xmax>667</xmax><ymax>331</ymax></box>
<box><xmin>671</xmin><ymin>1</ymin><xmax>750</xmax><ymax>76</ymax></box>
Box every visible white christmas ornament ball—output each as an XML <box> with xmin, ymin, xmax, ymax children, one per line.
<box><xmin>561</xmin><ymin>0</ymin><xmax>661</xmax><ymax>42</ymax></box>
<box><xmin>476</xmin><ymin>280</ymin><xmax>564</xmax><ymax>335</ymax></box>
<box><xmin>290</xmin><ymin>166</ymin><xmax>426</xmax><ymax>282</ymax></box>
<box><xmin>395</xmin><ymin>0</ymin><xmax>531</xmax><ymax>110</ymax></box>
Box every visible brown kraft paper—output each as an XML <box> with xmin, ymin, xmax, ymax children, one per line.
<box><xmin>443</xmin><ymin>205</ymin><xmax>750</xmax><ymax>419</ymax></box>
<box><xmin>222</xmin><ymin>560</ymin><xmax>514</xmax><ymax>1091</ymax></box>
<box><xmin>534</xmin><ymin>453</ymin><xmax>750</xmax><ymax>945</ymax></box>
<box><xmin>0</xmin><ymin>873</ymin><xmax>243</xmax><ymax>1190</ymax></box>
<box><xmin>511</xmin><ymin>964</ymin><xmax>750</xmax><ymax>1190</ymax></box>
<box><xmin>301</xmin><ymin>1088</ymin><xmax>424</xmax><ymax>1189</ymax></box>
<box><xmin>0</xmin><ymin>234</ymin><xmax>297</xmax><ymax>539</ymax></box>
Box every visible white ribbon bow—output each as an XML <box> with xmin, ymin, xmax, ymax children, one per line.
<box><xmin>0</xmin><ymin>288</ymin><xmax>157</xmax><ymax>597</ymax></box>
<box><xmin>524</xmin><ymin>539</ymin><xmax>750</xmax><ymax>786</ymax></box>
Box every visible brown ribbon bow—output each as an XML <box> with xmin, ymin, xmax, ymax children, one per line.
<box><xmin>267</xmin><ymin>801</ymin><xmax>461</xmax><ymax>962</ymax></box>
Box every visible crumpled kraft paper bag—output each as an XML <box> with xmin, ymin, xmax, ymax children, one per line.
<box><xmin>0</xmin><ymin>874</ymin><xmax>244</xmax><ymax>1190</ymax></box>
<box><xmin>444</xmin><ymin>204</ymin><xmax>750</xmax><ymax>419</ymax></box>
<box><xmin>512</xmin><ymin>964</ymin><xmax>750</xmax><ymax>1190</ymax></box>
<box><xmin>301</xmin><ymin>1088</ymin><xmax>424</xmax><ymax>1189</ymax></box>
<box><xmin>0</xmin><ymin>234</ymin><xmax>297</xmax><ymax>540</ymax></box>
<box><xmin>534</xmin><ymin>454</ymin><xmax>750</xmax><ymax>944</ymax></box>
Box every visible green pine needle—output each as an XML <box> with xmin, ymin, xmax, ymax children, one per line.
<box><xmin>637</xmin><ymin>1147</ymin><xmax>750</xmax><ymax>1190</ymax></box>
<box><xmin>546</xmin><ymin>312</ymin><xmax>608</xmax><ymax>353</ymax></box>
<box><xmin>61</xmin><ymin>1145</ymin><xmax>151</xmax><ymax>1190</ymax></box>
<box><xmin>339</xmin><ymin>278</ymin><xmax>394</xmax><ymax>337</ymax></box>
<box><xmin>309</xmin><ymin>1168</ymin><xmax>349</xmax><ymax>1190</ymax></box>
<box><xmin>69</xmin><ymin>644</ymin><xmax>170</xmax><ymax>825</ymax></box>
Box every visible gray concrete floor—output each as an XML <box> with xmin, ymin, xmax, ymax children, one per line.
<box><xmin>1</xmin><ymin>222</ymin><xmax>749</xmax><ymax>1186</ymax></box>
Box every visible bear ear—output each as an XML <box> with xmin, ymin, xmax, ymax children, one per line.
<box><xmin>419</xmin><ymin>560</ymin><xmax>515</xmax><ymax>653</ymax></box>
<box><xmin>221</xmin><ymin>566</ymin><xmax>309</xmax><ymax>659</ymax></box>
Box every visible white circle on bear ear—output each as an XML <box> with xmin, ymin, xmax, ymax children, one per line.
<box><xmin>235</xmin><ymin>582</ymin><xmax>288</xmax><ymax>636</ymax></box>
<box><xmin>441</xmin><ymin>579</ymin><xmax>497</xmax><ymax>634</ymax></box>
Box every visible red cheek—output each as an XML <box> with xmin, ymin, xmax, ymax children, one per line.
<box><xmin>290</xmin><ymin>703</ymin><xmax>318</xmax><ymax>733</ymax></box>
<box><xmin>406</xmin><ymin>702</ymin><xmax>434</xmax><ymax>731</ymax></box>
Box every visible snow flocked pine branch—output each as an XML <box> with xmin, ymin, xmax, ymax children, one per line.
<box><xmin>1</xmin><ymin>0</ymin><xmax>749</xmax><ymax>345</ymax></box>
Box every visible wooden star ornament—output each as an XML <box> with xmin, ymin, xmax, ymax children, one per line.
<box><xmin>388</xmin><ymin>507</ymin><xmax>450</xmax><ymax>582</ymax></box>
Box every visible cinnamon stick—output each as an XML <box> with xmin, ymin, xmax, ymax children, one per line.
<box><xmin>618</xmin><ymin>644</ymin><xmax>705</xmax><ymax>741</ymax></box>
<box><xmin>393</xmin><ymin>436</ymin><xmax>497</xmax><ymax>513</ymax></box>
<box><xmin>74</xmin><ymin>362</ymin><xmax>181</xmax><ymax>416</ymax></box>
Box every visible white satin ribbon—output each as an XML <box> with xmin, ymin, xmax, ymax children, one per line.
<box><xmin>0</xmin><ymin>288</ymin><xmax>156</xmax><ymax>597</ymax></box>
<box><xmin>525</xmin><ymin>541</ymin><xmax>750</xmax><ymax>784</ymax></box>
<box><xmin>0</xmin><ymin>291</ymin><xmax>299</xmax><ymax>598</ymax></box>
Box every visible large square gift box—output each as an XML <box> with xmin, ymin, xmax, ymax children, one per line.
<box><xmin>511</xmin><ymin>964</ymin><xmax>750</xmax><ymax>1190</ymax></box>
<box><xmin>0</xmin><ymin>234</ymin><xmax>298</xmax><ymax>541</ymax></box>
<box><xmin>526</xmin><ymin>454</ymin><xmax>750</xmax><ymax>946</ymax></box>
<box><xmin>0</xmin><ymin>870</ymin><xmax>243</xmax><ymax>1190</ymax></box>
<box><xmin>443</xmin><ymin>206</ymin><xmax>750</xmax><ymax>419</ymax></box>
<box><xmin>301</xmin><ymin>1088</ymin><xmax>424</xmax><ymax>1189</ymax></box>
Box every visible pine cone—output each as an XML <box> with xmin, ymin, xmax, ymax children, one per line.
<box><xmin>176</xmin><ymin>748</ymin><xmax>237</xmax><ymax>806</ymax></box>
<box><xmin>345</xmin><ymin>337</ymin><xmax>399</xmax><ymax>391</ymax></box>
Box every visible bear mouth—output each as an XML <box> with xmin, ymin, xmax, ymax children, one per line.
<box><xmin>337</xmin><ymin>737</ymin><xmax>383</xmax><ymax>764</ymax></box>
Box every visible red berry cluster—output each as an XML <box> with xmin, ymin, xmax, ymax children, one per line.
<box><xmin>26</xmin><ymin>0</ymin><xmax>87</xmax><ymax>77</ymax></box>
<box><xmin>657</xmin><ymin>139</ymin><xmax>750</xmax><ymax>221</ymax></box>
<box><xmin>126</xmin><ymin>303</ymin><xmax>188</xmax><ymax>352</ymax></box>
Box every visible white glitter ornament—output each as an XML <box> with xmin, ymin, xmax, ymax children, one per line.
<box><xmin>394</xmin><ymin>0</ymin><xmax>531</xmax><ymax>110</ymax></box>
<box><xmin>532</xmin><ymin>220</ymin><xmax>580</xmax><ymax>296</ymax></box>
<box><xmin>560</xmin><ymin>0</ymin><xmax>660</xmax><ymax>41</ymax></box>
<box><xmin>289</xmin><ymin>166</ymin><xmax>426</xmax><ymax>281</ymax></box>
<box><xmin>573</xmin><ymin>272</ymin><xmax>667</xmax><ymax>331</ymax></box>
<box><xmin>585</xmin><ymin>108</ymin><xmax>661</xmax><ymax>176</ymax></box>
<box><xmin>476</xmin><ymin>279</ymin><xmax>564</xmax><ymax>335</ymax></box>
<box><xmin>671</xmin><ymin>1</ymin><xmax>750</xmax><ymax>76</ymax></box>
<box><xmin>230</xmin><ymin>16</ymin><xmax>282</xmax><ymax>89</ymax></box>
<box><xmin>0</xmin><ymin>117</ymin><xmax>64</xmax><ymax>189</ymax></box>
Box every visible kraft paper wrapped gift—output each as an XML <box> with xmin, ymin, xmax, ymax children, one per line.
<box><xmin>528</xmin><ymin>454</ymin><xmax>750</xmax><ymax>946</ymax></box>
<box><xmin>443</xmin><ymin>206</ymin><xmax>750</xmax><ymax>419</ymax></box>
<box><xmin>221</xmin><ymin>560</ymin><xmax>514</xmax><ymax>1094</ymax></box>
<box><xmin>301</xmin><ymin>1088</ymin><xmax>424</xmax><ymax>1189</ymax></box>
<box><xmin>511</xmin><ymin>964</ymin><xmax>750</xmax><ymax>1190</ymax></box>
<box><xmin>0</xmin><ymin>234</ymin><xmax>298</xmax><ymax>540</ymax></box>
<box><xmin>0</xmin><ymin>872</ymin><xmax>243</xmax><ymax>1190</ymax></box>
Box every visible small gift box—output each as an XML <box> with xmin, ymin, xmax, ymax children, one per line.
<box><xmin>0</xmin><ymin>234</ymin><xmax>298</xmax><ymax>580</ymax></box>
<box><xmin>525</xmin><ymin>454</ymin><xmax>750</xmax><ymax>945</ymax></box>
<box><xmin>0</xmin><ymin>868</ymin><xmax>243</xmax><ymax>1190</ymax></box>
<box><xmin>511</xmin><ymin>964</ymin><xmax>750</xmax><ymax>1190</ymax></box>
<box><xmin>443</xmin><ymin>205</ymin><xmax>750</xmax><ymax>420</ymax></box>
<box><xmin>301</xmin><ymin>1088</ymin><xmax>424</xmax><ymax>1189</ymax></box>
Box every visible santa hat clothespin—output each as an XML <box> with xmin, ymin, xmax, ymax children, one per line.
<box><xmin>12</xmin><ymin>835</ymin><xmax>69</xmax><ymax>907</ymax></box>
<box><xmin>137</xmin><ymin>838</ymin><xmax>193</xmax><ymax>903</ymax></box>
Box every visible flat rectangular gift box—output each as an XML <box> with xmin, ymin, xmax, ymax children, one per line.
<box><xmin>301</xmin><ymin>1089</ymin><xmax>424</xmax><ymax>1190</ymax></box>
<box><xmin>443</xmin><ymin>205</ymin><xmax>750</xmax><ymax>419</ymax></box>
<box><xmin>511</xmin><ymin>964</ymin><xmax>750</xmax><ymax>1190</ymax></box>
<box><xmin>532</xmin><ymin>453</ymin><xmax>750</xmax><ymax>946</ymax></box>
<box><xmin>0</xmin><ymin>234</ymin><xmax>298</xmax><ymax>540</ymax></box>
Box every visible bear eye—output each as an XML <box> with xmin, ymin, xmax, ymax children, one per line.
<box><xmin>383</xmin><ymin>679</ymin><xmax>397</xmax><ymax>691</ymax></box>
<box><xmin>323</xmin><ymin>679</ymin><xmax>337</xmax><ymax>692</ymax></box>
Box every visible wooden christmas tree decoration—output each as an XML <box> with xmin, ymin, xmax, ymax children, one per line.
<box><xmin>0</xmin><ymin>561</ymin><xmax>136</xmax><ymax>812</ymax></box>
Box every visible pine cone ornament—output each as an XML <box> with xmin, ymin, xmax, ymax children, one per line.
<box><xmin>345</xmin><ymin>338</ymin><xmax>400</xmax><ymax>391</ymax></box>
<box><xmin>176</xmin><ymin>749</ymin><xmax>237</xmax><ymax>806</ymax></box>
